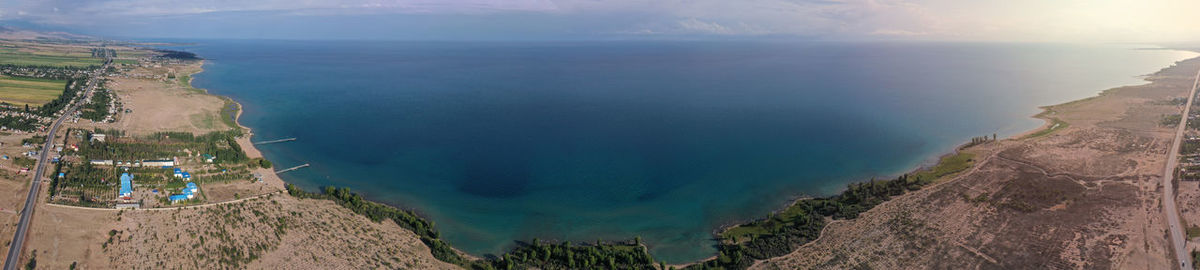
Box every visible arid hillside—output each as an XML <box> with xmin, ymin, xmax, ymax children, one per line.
<box><xmin>753</xmin><ymin>57</ymin><xmax>1200</xmax><ymax>269</ymax></box>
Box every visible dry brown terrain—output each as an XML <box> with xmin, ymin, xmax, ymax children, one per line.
<box><xmin>751</xmin><ymin>57</ymin><xmax>1200</xmax><ymax>269</ymax></box>
<box><xmin>23</xmin><ymin>194</ymin><xmax>456</xmax><ymax>269</ymax></box>
<box><xmin>101</xmin><ymin>62</ymin><xmax>231</xmax><ymax>135</ymax></box>
<box><xmin>0</xmin><ymin>131</ymin><xmax>43</xmax><ymax>259</ymax></box>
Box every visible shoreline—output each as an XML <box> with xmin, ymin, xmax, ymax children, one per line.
<box><xmin>182</xmin><ymin>46</ymin><xmax>1200</xmax><ymax>267</ymax></box>
<box><xmin>700</xmin><ymin>50</ymin><xmax>1200</xmax><ymax>268</ymax></box>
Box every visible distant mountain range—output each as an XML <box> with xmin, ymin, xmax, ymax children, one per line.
<box><xmin>0</xmin><ymin>26</ymin><xmax>92</xmax><ymax>41</ymax></box>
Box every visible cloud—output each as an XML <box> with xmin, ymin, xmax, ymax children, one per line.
<box><xmin>869</xmin><ymin>29</ymin><xmax>928</xmax><ymax>36</ymax></box>
<box><xmin>0</xmin><ymin>0</ymin><xmax>940</xmax><ymax>36</ymax></box>
<box><xmin>675</xmin><ymin>18</ymin><xmax>733</xmax><ymax>35</ymax></box>
<box><xmin>2</xmin><ymin>0</ymin><xmax>1197</xmax><ymax>41</ymax></box>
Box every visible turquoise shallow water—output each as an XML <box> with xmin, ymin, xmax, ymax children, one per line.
<box><xmin>180</xmin><ymin>40</ymin><xmax>1194</xmax><ymax>263</ymax></box>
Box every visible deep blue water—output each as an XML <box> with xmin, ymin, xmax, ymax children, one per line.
<box><xmin>183</xmin><ymin>40</ymin><xmax>1195</xmax><ymax>263</ymax></box>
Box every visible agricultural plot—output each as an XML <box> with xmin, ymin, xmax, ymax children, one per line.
<box><xmin>0</xmin><ymin>46</ymin><xmax>105</xmax><ymax>67</ymax></box>
<box><xmin>48</xmin><ymin>162</ymin><xmax>121</xmax><ymax>207</ymax></box>
<box><xmin>0</xmin><ymin>75</ymin><xmax>66</xmax><ymax>106</ymax></box>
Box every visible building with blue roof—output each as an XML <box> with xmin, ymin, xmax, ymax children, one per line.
<box><xmin>173</xmin><ymin>168</ymin><xmax>183</xmax><ymax>178</ymax></box>
<box><xmin>181</xmin><ymin>172</ymin><xmax>191</xmax><ymax>180</ymax></box>
<box><xmin>119</xmin><ymin>173</ymin><xmax>133</xmax><ymax>200</ymax></box>
<box><xmin>169</xmin><ymin>194</ymin><xmax>189</xmax><ymax>203</ymax></box>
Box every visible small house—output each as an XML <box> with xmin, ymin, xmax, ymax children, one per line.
<box><xmin>202</xmin><ymin>154</ymin><xmax>215</xmax><ymax>163</ymax></box>
<box><xmin>169</xmin><ymin>194</ymin><xmax>188</xmax><ymax>203</ymax></box>
<box><xmin>173</xmin><ymin>168</ymin><xmax>183</xmax><ymax>178</ymax></box>
<box><xmin>90</xmin><ymin>133</ymin><xmax>106</xmax><ymax>142</ymax></box>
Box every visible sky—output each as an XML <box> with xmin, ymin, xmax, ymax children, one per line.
<box><xmin>0</xmin><ymin>0</ymin><xmax>1197</xmax><ymax>42</ymax></box>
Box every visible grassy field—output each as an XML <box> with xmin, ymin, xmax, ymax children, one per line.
<box><xmin>0</xmin><ymin>75</ymin><xmax>67</xmax><ymax>106</ymax></box>
<box><xmin>909</xmin><ymin>151</ymin><xmax>976</xmax><ymax>183</ymax></box>
<box><xmin>1023</xmin><ymin>116</ymin><xmax>1069</xmax><ymax>139</ymax></box>
<box><xmin>0</xmin><ymin>47</ymin><xmax>104</xmax><ymax>67</ymax></box>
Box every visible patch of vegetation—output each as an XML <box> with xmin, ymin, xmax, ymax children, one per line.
<box><xmin>13</xmin><ymin>156</ymin><xmax>35</xmax><ymax>168</ymax></box>
<box><xmin>1152</xmin><ymin>97</ymin><xmax>1188</xmax><ymax>106</ymax></box>
<box><xmin>250</xmin><ymin>157</ymin><xmax>272</xmax><ymax>169</ymax></box>
<box><xmin>0</xmin><ymin>115</ymin><xmax>39</xmax><ymax>132</ymax></box>
<box><xmin>21</xmin><ymin>135</ymin><xmax>45</xmax><ymax>145</ymax></box>
<box><xmin>48</xmin><ymin>160</ymin><xmax>64</xmax><ymax>197</ymax></box>
<box><xmin>218</xmin><ymin>98</ymin><xmax>240</xmax><ymax>129</ymax></box>
<box><xmin>1023</xmin><ymin>116</ymin><xmax>1068</xmax><ymax>139</ymax></box>
<box><xmin>1162</xmin><ymin>114</ymin><xmax>1183</xmax><ymax>127</ymax></box>
<box><xmin>23</xmin><ymin>249</ymin><xmax>35</xmax><ymax>270</ymax></box>
<box><xmin>704</xmin><ymin>151</ymin><xmax>976</xmax><ymax>270</ymax></box>
<box><xmin>155</xmin><ymin>49</ymin><xmax>200</xmax><ymax>60</ymax></box>
<box><xmin>1188</xmin><ymin>225</ymin><xmax>1200</xmax><ymax>239</ymax></box>
<box><xmin>81</xmin><ymin>88</ymin><xmax>113</xmax><ymax>121</ymax></box>
<box><xmin>1194</xmin><ymin>250</ymin><xmax>1200</xmax><ymax>270</ymax></box>
<box><xmin>909</xmin><ymin>152</ymin><xmax>976</xmax><ymax>184</ymax></box>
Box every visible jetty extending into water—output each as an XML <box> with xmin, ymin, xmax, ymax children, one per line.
<box><xmin>275</xmin><ymin>163</ymin><xmax>309</xmax><ymax>174</ymax></box>
<box><xmin>253</xmin><ymin>137</ymin><xmax>296</xmax><ymax>145</ymax></box>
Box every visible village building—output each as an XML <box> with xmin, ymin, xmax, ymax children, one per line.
<box><xmin>142</xmin><ymin>159</ymin><xmax>175</xmax><ymax>167</ymax></box>
<box><xmin>119</xmin><ymin>173</ymin><xmax>133</xmax><ymax>200</ymax></box>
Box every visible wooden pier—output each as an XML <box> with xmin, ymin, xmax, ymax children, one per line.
<box><xmin>275</xmin><ymin>163</ymin><xmax>309</xmax><ymax>174</ymax></box>
<box><xmin>253</xmin><ymin>137</ymin><xmax>296</xmax><ymax>145</ymax></box>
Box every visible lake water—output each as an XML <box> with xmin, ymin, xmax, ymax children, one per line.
<box><xmin>183</xmin><ymin>40</ymin><xmax>1196</xmax><ymax>263</ymax></box>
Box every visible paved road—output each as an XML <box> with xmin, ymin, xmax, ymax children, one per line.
<box><xmin>2</xmin><ymin>60</ymin><xmax>107</xmax><ymax>270</ymax></box>
<box><xmin>1164</xmin><ymin>66</ymin><xmax>1200</xmax><ymax>270</ymax></box>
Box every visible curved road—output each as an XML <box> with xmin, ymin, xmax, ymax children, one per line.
<box><xmin>1164</xmin><ymin>66</ymin><xmax>1200</xmax><ymax>270</ymax></box>
<box><xmin>2</xmin><ymin>60</ymin><xmax>106</xmax><ymax>270</ymax></box>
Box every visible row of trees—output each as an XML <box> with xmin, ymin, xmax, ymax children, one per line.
<box><xmin>0</xmin><ymin>115</ymin><xmax>40</xmax><ymax>132</ymax></box>
<box><xmin>79</xmin><ymin>130</ymin><xmax>248</xmax><ymax>164</ymax></box>
<box><xmin>497</xmin><ymin>239</ymin><xmax>658</xmax><ymax>270</ymax></box>
<box><xmin>90</xmin><ymin>48</ymin><xmax>117</xmax><ymax>58</ymax></box>
<box><xmin>285</xmin><ymin>176</ymin><xmax>927</xmax><ymax>270</ymax></box>
<box><xmin>51</xmin><ymin>161</ymin><xmax>121</xmax><ymax>207</ymax></box>
<box><xmin>37</xmin><ymin>78</ymin><xmax>84</xmax><ymax>117</ymax></box>
<box><xmin>0</xmin><ymin>64</ymin><xmax>95</xmax><ymax>80</ymax></box>
<box><xmin>80</xmin><ymin>88</ymin><xmax>113</xmax><ymax>121</ymax></box>
<box><xmin>285</xmin><ymin>151</ymin><xmax>972</xmax><ymax>270</ymax></box>
<box><xmin>285</xmin><ymin>185</ymin><xmax>661</xmax><ymax>270</ymax></box>
<box><xmin>155</xmin><ymin>49</ymin><xmax>200</xmax><ymax>60</ymax></box>
<box><xmin>691</xmin><ymin>173</ymin><xmax>933</xmax><ymax>270</ymax></box>
<box><xmin>284</xmin><ymin>185</ymin><xmax>473</xmax><ymax>266</ymax></box>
